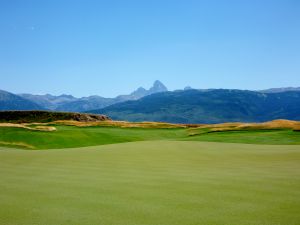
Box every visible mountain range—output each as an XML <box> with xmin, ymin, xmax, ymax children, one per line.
<box><xmin>1</xmin><ymin>81</ymin><xmax>300</xmax><ymax>123</ymax></box>
<box><xmin>17</xmin><ymin>80</ymin><xmax>168</xmax><ymax>112</ymax></box>
<box><xmin>90</xmin><ymin>89</ymin><xmax>300</xmax><ymax>123</ymax></box>
<box><xmin>0</xmin><ymin>90</ymin><xmax>43</xmax><ymax>111</ymax></box>
<box><xmin>260</xmin><ymin>87</ymin><xmax>300</xmax><ymax>93</ymax></box>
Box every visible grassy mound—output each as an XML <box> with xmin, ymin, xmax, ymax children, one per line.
<box><xmin>188</xmin><ymin>119</ymin><xmax>300</xmax><ymax>135</ymax></box>
<box><xmin>0</xmin><ymin>124</ymin><xmax>299</xmax><ymax>149</ymax></box>
<box><xmin>0</xmin><ymin>126</ymin><xmax>186</xmax><ymax>149</ymax></box>
<box><xmin>0</xmin><ymin>117</ymin><xmax>299</xmax><ymax>149</ymax></box>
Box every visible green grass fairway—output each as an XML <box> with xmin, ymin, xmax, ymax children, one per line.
<box><xmin>0</xmin><ymin>126</ymin><xmax>187</xmax><ymax>149</ymax></box>
<box><xmin>0</xmin><ymin>141</ymin><xmax>299</xmax><ymax>225</ymax></box>
<box><xmin>0</xmin><ymin>126</ymin><xmax>300</xmax><ymax>149</ymax></box>
<box><xmin>186</xmin><ymin>129</ymin><xmax>300</xmax><ymax>145</ymax></box>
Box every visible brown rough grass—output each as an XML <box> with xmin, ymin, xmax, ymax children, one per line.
<box><xmin>51</xmin><ymin>120</ymin><xmax>188</xmax><ymax>128</ymax></box>
<box><xmin>1</xmin><ymin>119</ymin><xmax>299</xmax><ymax>133</ymax></box>
<box><xmin>0</xmin><ymin>141</ymin><xmax>35</xmax><ymax>149</ymax></box>
<box><xmin>0</xmin><ymin>123</ymin><xmax>56</xmax><ymax>132</ymax></box>
<box><xmin>188</xmin><ymin>119</ymin><xmax>300</xmax><ymax>136</ymax></box>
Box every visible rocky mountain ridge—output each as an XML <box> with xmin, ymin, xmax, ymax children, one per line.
<box><xmin>18</xmin><ymin>80</ymin><xmax>168</xmax><ymax>112</ymax></box>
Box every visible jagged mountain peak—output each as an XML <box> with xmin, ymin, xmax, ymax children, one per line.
<box><xmin>137</xmin><ymin>87</ymin><xmax>147</xmax><ymax>91</ymax></box>
<box><xmin>149</xmin><ymin>80</ymin><xmax>168</xmax><ymax>93</ymax></box>
<box><xmin>130</xmin><ymin>87</ymin><xmax>148</xmax><ymax>98</ymax></box>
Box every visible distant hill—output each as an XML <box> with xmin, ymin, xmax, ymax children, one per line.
<box><xmin>0</xmin><ymin>90</ymin><xmax>44</xmax><ymax>111</ymax></box>
<box><xmin>3</xmin><ymin>83</ymin><xmax>300</xmax><ymax>123</ymax></box>
<box><xmin>89</xmin><ymin>89</ymin><xmax>300</xmax><ymax>124</ymax></box>
<box><xmin>19</xmin><ymin>93</ymin><xmax>77</xmax><ymax>110</ymax></box>
<box><xmin>55</xmin><ymin>95</ymin><xmax>116</xmax><ymax>112</ymax></box>
<box><xmin>260</xmin><ymin>87</ymin><xmax>300</xmax><ymax>93</ymax></box>
<box><xmin>18</xmin><ymin>80</ymin><xmax>168</xmax><ymax>112</ymax></box>
<box><xmin>0</xmin><ymin>111</ymin><xmax>111</xmax><ymax>123</ymax></box>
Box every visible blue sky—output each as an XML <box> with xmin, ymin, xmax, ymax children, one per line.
<box><xmin>0</xmin><ymin>0</ymin><xmax>299</xmax><ymax>97</ymax></box>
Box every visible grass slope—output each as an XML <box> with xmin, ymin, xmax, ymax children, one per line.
<box><xmin>0</xmin><ymin>126</ymin><xmax>187</xmax><ymax>149</ymax></box>
<box><xmin>0</xmin><ymin>141</ymin><xmax>299</xmax><ymax>225</ymax></box>
<box><xmin>186</xmin><ymin>130</ymin><xmax>300</xmax><ymax>145</ymax></box>
<box><xmin>0</xmin><ymin>125</ymin><xmax>300</xmax><ymax>149</ymax></box>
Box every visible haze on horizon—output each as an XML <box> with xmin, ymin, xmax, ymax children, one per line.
<box><xmin>0</xmin><ymin>0</ymin><xmax>299</xmax><ymax>98</ymax></box>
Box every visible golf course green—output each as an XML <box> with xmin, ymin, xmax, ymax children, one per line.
<box><xmin>0</xmin><ymin>141</ymin><xmax>300</xmax><ymax>225</ymax></box>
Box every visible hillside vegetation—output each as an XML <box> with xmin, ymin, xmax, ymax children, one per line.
<box><xmin>0</xmin><ymin>111</ymin><xmax>110</xmax><ymax>123</ymax></box>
